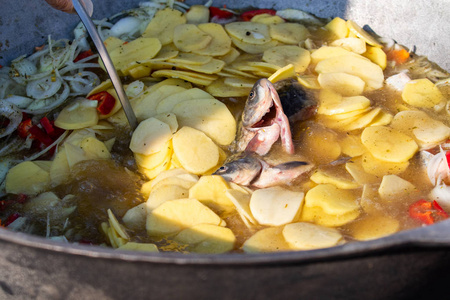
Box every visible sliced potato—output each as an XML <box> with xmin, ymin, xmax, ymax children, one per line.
<box><xmin>79</xmin><ymin>136</ymin><xmax>111</xmax><ymax>160</ymax></box>
<box><xmin>225</xmin><ymin>22</ymin><xmax>271</xmax><ymax>45</ymax></box>
<box><xmin>341</xmin><ymin>107</ymin><xmax>381</xmax><ymax>131</ymax></box>
<box><xmin>269</xmin><ymin>23</ymin><xmax>309</xmax><ymax>44</ymax></box>
<box><xmin>108</xmin><ymin>37</ymin><xmax>161</xmax><ymax>72</ymax></box>
<box><xmin>122</xmin><ymin>203</ymin><xmax>147</xmax><ymax>231</ymax></box>
<box><xmin>243</xmin><ymin>227</ymin><xmax>292</xmax><ymax>253</ymax></box>
<box><xmin>345</xmin><ymin>157</ymin><xmax>380</xmax><ymax>184</ymax></box>
<box><xmin>173</xmin><ymin>24</ymin><xmax>213</xmax><ymax>52</ymax></box>
<box><xmin>172</xmin><ymin>126</ymin><xmax>219</xmax><ymax>174</ymax></box>
<box><xmin>168</xmin><ymin>52</ymin><xmax>212</xmax><ymax>65</ymax></box>
<box><xmin>348</xmin><ymin>215</ymin><xmax>400</xmax><ymax>241</ymax></box>
<box><xmin>147</xmin><ymin>184</ymin><xmax>190</xmax><ymax>211</ymax></box>
<box><xmin>156</xmin><ymin>88</ymin><xmax>213</xmax><ymax>114</ymax></box>
<box><xmin>129</xmin><ymin>117</ymin><xmax>173</xmax><ymax>155</ymax></box>
<box><xmin>5</xmin><ymin>161</ymin><xmax>50</xmax><ymax>195</ymax></box>
<box><xmin>140</xmin><ymin>154</ymin><xmax>172</xmax><ymax>180</ymax></box>
<box><xmin>283</xmin><ymin>222</ymin><xmax>344</xmax><ymax>250</ymax></box>
<box><xmin>230</xmin><ymin>37</ymin><xmax>278</xmax><ymax>54</ymax></box>
<box><xmin>173</xmin><ymin>224</ymin><xmax>236</xmax><ymax>254</ymax></box>
<box><xmin>54</xmin><ymin>99</ymin><xmax>98</xmax><ymax>130</ymax></box>
<box><xmin>146</xmin><ymin>198</ymin><xmax>224</xmax><ymax>236</ymax></box>
<box><xmin>330</xmin><ymin>37</ymin><xmax>366</xmax><ymax>54</ymax></box>
<box><xmin>402</xmin><ymin>78</ymin><xmax>444</xmax><ymax>108</ymax></box>
<box><xmin>310</xmin><ymin>169</ymin><xmax>360</xmax><ymax>189</ymax></box>
<box><xmin>250</xmin><ymin>187</ymin><xmax>304</xmax><ymax>226</ymax></box>
<box><xmin>378</xmin><ymin>174</ymin><xmax>417</xmax><ymax>202</ymax></box>
<box><xmin>224</xmin><ymin>77</ymin><xmax>257</xmax><ymax>88</ymax></box>
<box><xmin>189</xmin><ymin>175</ymin><xmax>234</xmax><ymax>211</ymax></box>
<box><xmin>251</xmin><ymin>14</ymin><xmax>285</xmax><ymax>25</ymax></box>
<box><xmin>193</xmin><ymin>23</ymin><xmax>232</xmax><ymax>56</ymax></box>
<box><xmin>179</xmin><ymin>59</ymin><xmax>225</xmax><ymax>74</ymax></box>
<box><xmin>142</xmin><ymin>8</ymin><xmax>187</xmax><ymax>45</ymax></box>
<box><xmin>225</xmin><ymin>189</ymin><xmax>257</xmax><ymax>225</ymax></box>
<box><xmin>339</xmin><ymin>134</ymin><xmax>366</xmax><ymax>157</ymax></box>
<box><xmin>185</xmin><ymin>5</ymin><xmax>210</xmax><ymax>24</ymax></box>
<box><xmin>346</xmin><ymin>20</ymin><xmax>382</xmax><ymax>47</ymax></box>
<box><xmin>363</xmin><ymin>46</ymin><xmax>387</xmax><ymax>70</ymax></box>
<box><xmin>262</xmin><ymin>45</ymin><xmax>310</xmax><ymax>72</ymax></box>
<box><xmin>361</xmin><ymin>126</ymin><xmax>418</xmax><ymax>163</ymax></box>
<box><xmin>118</xmin><ymin>242</ymin><xmax>159</xmax><ymax>252</ymax></box>
<box><xmin>310</xmin><ymin>46</ymin><xmax>359</xmax><ymax>65</ymax></box>
<box><xmin>134</xmin><ymin>140</ymin><xmax>172</xmax><ymax>170</ymax></box>
<box><xmin>153</xmin><ymin>113</ymin><xmax>178</xmax><ymax>134</ymax></box>
<box><xmin>315</xmin><ymin>54</ymin><xmax>384</xmax><ymax>91</ymax></box>
<box><xmin>151</xmin><ymin>44</ymin><xmax>179</xmax><ymax>61</ymax></box>
<box><xmin>318</xmin><ymin>89</ymin><xmax>371</xmax><ymax>115</ymax></box>
<box><xmin>217</xmin><ymin>47</ymin><xmax>240</xmax><ymax>64</ymax></box>
<box><xmin>268</xmin><ymin>64</ymin><xmax>296</xmax><ymax>83</ymax></box>
<box><xmin>172</xmin><ymin>98</ymin><xmax>236</xmax><ymax>146</ymax></box>
<box><xmin>325</xmin><ymin>17</ymin><xmax>349</xmax><ymax>39</ymax></box>
<box><xmin>149</xmin><ymin>168</ymin><xmax>192</xmax><ymax>189</ymax></box>
<box><xmin>151</xmin><ymin>70</ymin><xmax>217</xmax><ymax>86</ymax></box>
<box><xmin>317</xmin><ymin>72</ymin><xmax>365</xmax><ymax>96</ymax></box>
<box><xmin>50</xmin><ymin>149</ymin><xmax>70</xmax><ymax>186</ymax></box>
<box><xmin>301</xmin><ymin>184</ymin><xmax>360</xmax><ymax>227</ymax></box>
<box><xmin>297</xmin><ymin>75</ymin><xmax>321</xmax><ymax>89</ymax></box>
<box><xmin>360</xmin><ymin>152</ymin><xmax>409</xmax><ymax>177</ymax></box>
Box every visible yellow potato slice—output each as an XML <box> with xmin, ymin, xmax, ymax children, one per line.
<box><xmin>402</xmin><ymin>78</ymin><xmax>444</xmax><ymax>108</ymax></box>
<box><xmin>269</xmin><ymin>23</ymin><xmax>309</xmax><ymax>44</ymax></box>
<box><xmin>149</xmin><ymin>168</ymin><xmax>192</xmax><ymax>189</ymax></box>
<box><xmin>217</xmin><ymin>47</ymin><xmax>241</xmax><ymax>64</ymax></box>
<box><xmin>297</xmin><ymin>75</ymin><xmax>321</xmax><ymax>89</ymax></box>
<box><xmin>122</xmin><ymin>203</ymin><xmax>147</xmax><ymax>231</ymax></box>
<box><xmin>250</xmin><ymin>187</ymin><xmax>304</xmax><ymax>226</ymax></box>
<box><xmin>360</xmin><ymin>152</ymin><xmax>409</xmax><ymax>177</ymax></box>
<box><xmin>315</xmin><ymin>54</ymin><xmax>384</xmax><ymax>91</ymax></box>
<box><xmin>103</xmin><ymin>36</ymin><xmax>125</xmax><ymax>52</ymax></box>
<box><xmin>230</xmin><ymin>37</ymin><xmax>278</xmax><ymax>54</ymax></box>
<box><xmin>251</xmin><ymin>14</ymin><xmax>285</xmax><ymax>25</ymax></box>
<box><xmin>173</xmin><ymin>224</ymin><xmax>236</xmax><ymax>254</ymax></box>
<box><xmin>180</xmin><ymin>59</ymin><xmax>225</xmax><ymax>74</ymax></box>
<box><xmin>391</xmin><ymin>110</ymin><xmax>450</xmax><ymax>148</ymax></box>
<box><xmin>378</xmin><ymin>175</ymin><xmax>418</xmax><ymax>202</ymax></box>
<box><xmin>310</xmin><ymin>169</ymin><xmax>360</xmax><ymax>189</ymax></box>
<box><xmin>147</xmin><ymin>184</ymin><xmax>190</xmax><ymax>211</ymax></box>
<box><xmin>192</xmin><ymin>23</ymin><xmax>232</xmax><ymax>56</ymax></box>
<box><xmin>318</xmin><ymin>89</ymin><xmax>371</xmax><ymax>115</ymax></box>
<box><xmin>5</xmin><ymin>161</ymin><xmax>50</xmax><ymax>195</ymax></box>
<box><xmin>341</xmin><ymin>107</ymin><xmax>381</xmax><ymax>131</ymax></box>
<box><xmin>172</xmin><ymin>99</ymin><xmax>236</xmax><ymax>146</ymax></box>
<box><xmin>49</xmin><ymin>148</ymin><xmax>70</xmax><ymax>187</ymax></box>
<box><xmin>134</xmin><ymin>140</ymin><xmax>172</xmax><ymax>170</ymax></box>
<box><xmin>151</xmin><ymin>70</ymin><xmax>217</xmax><ymax>86</ymax></box>
<box><xmin>153</xmin><ymin>113</ymin><xmax>178</xmax><ymax>134</ymax></box>
<box><xmin>301</xmin><ymin>184</ymin><xmax>360</xmax><ymax>227</ymax></box>
<box><xmin>150</xmin><ymin>44</ymin><xmax>179</xmax><ymax>61</ymax></box>
<box><xmin>317</xmin><ymin>72</ymin><xmax>365</xmax><ymax>96</ymax></box>
<box><xmin>262</xmin><ymin>45</ymin><xmax>310</xmax><ymax>73</ymax></box>
<box><xmin>361</xmin><ymin>126</ymin><xmax>418</xmax><ymax>163</ymax></box>
<box><xmin>225</xmin><ymin>22</ymin><xmax>271</xmax><ymax>45</ymax></box>
<box><xmin>134</xmin><ymin>85</ymin><xmax>187</xmax><ymax>121</ymax></box>
<box><xmin>130</xmin><ymin>117</ymin><xmax>173</xmax><ymax>155</ymax></box>
<box><xmin>325</xmin><ymin>17</ymin><xmax>349</xmax><ymax>39</ymax></box>
<box><xmin>310</xmin><ymin>46</ymin><xmax>360</xmax><ymax>65</ymax></box>
<box><xmin>283</xmin><ymin>222</ymin><xmax>344</xmax><ymax>250</ymax></box>
<box><xmin>79</xmin><ymin>136</ymin><xmax>111</xmax><ymax>160</ymax></box>
<box><xmin>185</xmin><ymin>5</ymin><xmax>210</xmax><ymax>24</ymax></box>
<box><xmin>156</xmin><ymin>88</ymin><xmax>213</xmax><ymax>114</ymax></box>
<box><xmin>224</xmin><ymin>77</ymin><xmax>257</xmax><ymax>88</ymax></box>
<box><xmin>268</xmin><ymin>64</ymin><xmax>296</xmax><ymax>83</ymax></box>
<box><xmin>345</xmin><ymin>157</ymin><xmax>380</xmax><ymax>184</ymax></box>
<box><xmin>327</xmin><ymin>107</ymin><xmax>370</xmax><ymax>121</ymax></box>
<box><xmin>109</xmin><ymin>37</ymin><xmax>161</xmax><ymax>72</ymax></box>
<box><xmin>225</xmin><ymin>189</ymin><xmax>257</xmax><ymax>226</ymax></box>
<box><xmin>339</xmin><ymin>134</ymin><xmax>366</xmax><ymax>157</ymax></box>
<box><xmin>243</xmin><ymin>227</ymin><xmax>292</xmax><ymax>253</ymax></box>
<box><xmin>151</xmin><ymin>175</ymin><xmax>198</xmax><ymax>192</ymax></box>
<box><xmin>363</xmin><ymin>46</ymin><xmax>387</xmax><ymax>70</ymax></box>
<box><xmin>142</xmin><ymin>8</ymin><xmax>187</xmax><ymax>45</ymax></box>
<box><xmin>146</xmin><ymin>198</ymin><xmax>224</xmax><ymax>236</ymax></box>
<box><xmin>140</xmin><ymin>158</ymin><xmax>172</xmax><ymax>180</ymax></box>
<box><xmin>189</xmin><ymin>175</ymin><xmax>234</xmax><ymax>212</ymax></box>
<box><xmin>54</xmin><ymin>99</ymin><xmax>98</xmax><ymax>130</ymax></box>
<box><xmin>330</xmin><ymin>37</ymin><xmax>366</xmax><ymax>54</ymax></box>
<box><xmin>87</xmin><ymin>79</ymin><xmax>113</xmax><ymax>97</ymax></box>
<box><xmin>221</xmin><ymin>66</ymin><xmax>257</xmax><ymax>78</ymax></box>
<box><xmin>346</xmin><ymin>20</ymin><xmax>382</xmax><ymax>47</ymax></box>
<box><xmin>348</xmin><ymin>215</ymin><xmax>400</xmax><ymax>241</ymax></box>
<box><xmin>368</xmin><ymin>110</ymin><xmax>393</xmax><ymax>127</ymax></box>
<box><xmin>172</xmin><ymin>126</ymin><xmax>219</xmax><ymax>174</ymax></box>
<box><xmin>118</xmin><ymin>242</ymin><xmax>159</xmax><ymax>253</ymax></box>
<box><xmin>108</xmin><ymin>209</ymin><xmax>129</xmax><ymax>240</ymax></box>
<box><xmin>173</xmin><ymin>24</ymin><xmax>213</xmax><ymax>52</ymax></box>
<box><xmin>168</xmin><ymin>52</ymin><xmax>213</xmax><ymax>65</ymax></box>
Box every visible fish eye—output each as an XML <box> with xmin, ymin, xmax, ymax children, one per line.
<box><xmin>219</xmin><ymin>166</ymin><xmax>227</xmax><ymax>171</ymax></box>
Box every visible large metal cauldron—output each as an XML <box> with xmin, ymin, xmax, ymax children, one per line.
<box><xmin>0</xmin><ymin>1</ymin><xmax>449</xmax><ymax>299</ymax></box>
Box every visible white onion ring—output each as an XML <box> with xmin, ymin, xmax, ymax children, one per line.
<box><xmin>0</xmin><ymin>100</ymin><xmax>23</xmax><ymax>139</ymax></box>
<box><xmin>26</xmin><ymin>76</ymin><xmax>63</xmax><ymax>100</ymax></box>
<box><xmin>23</xmin><ymin>81</ymin><xmax>70</xmax><ymax>114</ymax></box>
<box><xmin>3</xmin><ymin>95</ymin><xmax>34</xmax><ymax>109</ymax></box>
<box><xmin>63</xmin><ymin>71</ymin><xmax>100</xmax><ymax>95</ymax></box>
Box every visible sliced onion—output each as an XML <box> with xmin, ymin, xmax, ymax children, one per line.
<box><xmin>4</xmin><ymin>95</ymin><xmax>34</xmax><ymax>109</ymax></box>
<box><xmin>23</xmin><ymin>81</ymin><xmax>70</xmax><ymax>114</ymax></box>
<box><xmin>427</xmin><ymin>148</ymin><xmax>450</xmax><ymax>186</ymax></box>
<box><xmin>24</xmin><ymin>130</ymin><xmax>68</xmax><ymax>161</ymax></box>
<box><xmin>63</xmin><ymin>71</ymin><xmax>100</xmax><ymax>95</ymax></box>
<box><xmin>0</xmin><ymin>100</ymin><xmax>23</xmax><ymax>139</ymax></box>
<box><xmin>110</xmin><ymin>17</ymin><xmax>142</xmax><ymax>38</ymax></box>
<box><xmin>430</xmin><ymin>182</ymin><xmax>450</xmax><ymax>212</ymax></box>
<box><xmin>10</xmin><ymin>57</ymin><xmax>37</xmax><ymax>77</ymax></box>
<box><xmin>126</xmin><ymin>80</ymin><xmax>145</xmax><ymax>98</ymax></box>
<box><xmin>26</xmin><ymin>76</ymin><xmax>63</xmax><ymax>100</ymax></box>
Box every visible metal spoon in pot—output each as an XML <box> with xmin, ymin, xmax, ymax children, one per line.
<box><xmin>72</xmin><ymin>0</ymin><xmax>138</xmax><ymax>130</ymax></box>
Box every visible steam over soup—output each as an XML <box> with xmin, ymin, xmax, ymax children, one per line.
<box><xmin>0</xmin><ymin>1</ymin><xmax>449</xmax><ymax>254</ymax></box>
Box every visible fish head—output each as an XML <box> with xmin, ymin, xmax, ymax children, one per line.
<box><xmin>242</xmin><ymin>78</ymin><xmax>276</xmax><ymax>127</ymax></box>
<box><xmin>213</xmin><ymin>154</ymin><xmax>262</xmax><ymax>186</ymax></box>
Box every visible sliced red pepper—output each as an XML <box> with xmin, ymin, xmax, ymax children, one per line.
<box><xmin>40</xmin><ymin>116</ymin><xmax>55</xmax><ymax>136</ymax></box>
<box><xmin>409</xmin><ymin>199</ymin><xmax>449</xmax><ymax>225</ymax></box>
<box><xmin>87</xmin><ymin>91</ymin><xmax>116</xmax><ymax>115</ymax></box>
<box><xmin>445</xmin><ymin>151</ymin><xmax>450</xmax><ymax>169</ymax></box>
<box><xmin>28</xmin><ymin>125</ymin><xmax>54</xmax><ymax>147</ymax></box>
<box><xmin>3</xmin><ymin>213</ymin><xmax>21</xmax><ymax>227</ymax></box>
<box><xmin>241</xmin><ymin>9</ymin><xmax>276</xmax><ymax>21</ymax></box>
<box><xmin>209</xmin><ymin>6</ymin><xmax>234</xmax><ymax>19</ymax></box>
<box><xmin>17</xmin><ymin>118</ymin><xmax>33</xmax><ymax>139</ymax></box>
<box><xmin>74</xmin><ymin>49</ymin><xmax>94</xmax><ymax>63</ymax></box>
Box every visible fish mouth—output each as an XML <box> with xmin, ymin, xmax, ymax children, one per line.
<box><xmin>251</xmin><ymin>101</ymin><xmax>277</xmax><ymax>128</ymax></box>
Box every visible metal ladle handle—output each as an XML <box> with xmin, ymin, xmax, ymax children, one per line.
<box><xmin>72</xmin><ymin>0</ymin><xmax>138</xmax><ymax>130</ymax></box>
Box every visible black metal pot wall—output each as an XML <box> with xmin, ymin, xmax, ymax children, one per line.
<box><xmin>0</xmin><ymin>1</ymin><xmax>450</xmax><ymax>299</ymax></box>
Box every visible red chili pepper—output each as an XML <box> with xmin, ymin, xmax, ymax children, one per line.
<box><xmin>87</xmin><ymin>91</ymin><xmax>116</xmax><ymax>115</ymax></box>
<box><xmin>445</xmin><ymin>151</ymin><xmax>450</xmax><ymax>169</ymax></box>
<box><xmin>409</xmin><ymin>199</ymin><xmax>449</xmax><ymax>225</ymax></box>
<box><xmin>17</xmin><ymin>118</ymin><xmax>33</xmax><ymax>139</ymax></box>
<box><xmin>241</xmin><ymin>9</ymin><xmax>276</xmax><ymax>21</ymax></box>
<box><xmin>3</xmin><ymin>213</ymin><xmax>21</xmax><ymax>227</ymax></box>
<box><xmin>209</xmin><ymin>6</ymin><xmax>234</xmax><ymax>19</ymax></box>
<box><xmin>73</xmin><ymin>49</ymin><xmax>94</xmax><ymax>63</ymax></box>
<box><xmin>40</xmin><ymin>116</ymin><xmax>55</xmax><ymax>136</ymax></box>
